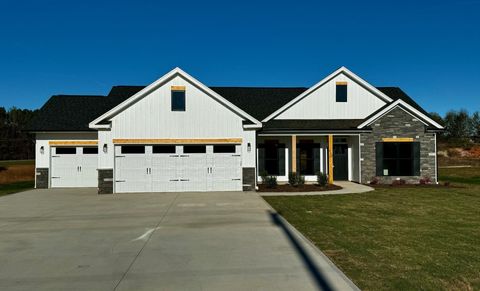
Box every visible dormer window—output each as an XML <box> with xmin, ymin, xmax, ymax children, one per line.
<box><xmin>171</xmin><ymin>86</ymin><xmax>186</xmax><ymax>111</ymax></box>
<box><xmin>336</xmin><ymin>82</ymin><xmax>347</xmax><ymax>102</ymax></box>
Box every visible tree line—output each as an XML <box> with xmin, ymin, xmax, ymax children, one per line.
<box><xmin>430</xmin><ymin>110</ymin><xmax>480</xmax><ymax>144</ymax></box>
<box><xmin>0</xmin><ymin>107</ymin><xmax>38</xmax><ymax>160</ymax></box>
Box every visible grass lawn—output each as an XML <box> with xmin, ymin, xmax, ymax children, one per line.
<box><xmin>0</xmin><ymin>181</ymin><xmax>34</xmax><ymax>197</ymax></box>
<box><xmin>0</xmin><ymin>159</ymin><xmax>34</xmax><ymax>167</ymax></box>
<box><xmin>263</xmin><ymin>169</ymin><xmax>480</xmax><ymax>290</ymax></box>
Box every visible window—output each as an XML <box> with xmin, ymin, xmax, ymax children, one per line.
<box><xmin>55</xmin><ymin>147</ymin><xmax>76</xmax><ymax>154</ymax></box>
<box><xmin>336</xmin><ymin>83</ymin><xmax>347</xmax><ymax>102</ymax></box>
<box><xmin>213</xmin><ymin>145</ymin><xmax>236</xmax><ymax>153</ymax></box>
<box><xmin>83</xmin><ymin>147</ymin><xmax>98</xmax><ymax>154</ymax></box>
<box><xmin>376</xmin><ymin>142</ymin><xmax>420</xmax><ymax>176</ymax></box>
<box><xmin>171</xmin><ymin>90</ymin><xmax>186</xmax><ymax>111</ymax></box>
<box><xmin>297</xmin><ymin>142</ymin><xmax>320</xmax><ymax>175</ymax></box>
<box><xmin>183</xmin><ymin>145</ymin><xmax>206</xmax><ymax>154</ymax></box>
<box><xmin>258</xmin><ymin>142</ymin><xmax>286</xmax><ymax>176</ymax></box>
<box><xmin>153</xmin><ymin>145</ymin><xmax>176</xmax><ymax>154</ymax></box>
<box><xmin>121</xmin><ymin>145</ymin><xmax>145</xmax><ymax>154</ymax></box>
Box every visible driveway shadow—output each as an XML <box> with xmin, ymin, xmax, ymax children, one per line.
<box><xmin>269</xmin><ymin>210</ymin><xmax>334</xmax><ymax>291</ymax></box>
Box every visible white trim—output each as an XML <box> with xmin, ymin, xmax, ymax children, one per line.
<box><xmin>89</xmin><ymin>67</ymin><xmax>262</xmax><ymax>129</ymax></box>
<box><xmin>262</xmin><ymin>66</ymin><xmax>393</xmax><ymax>122</ymax></box>
<box><xmin>357</xmin><ymin>99</ymin><xmax>444</xmax><ymax>129</ymax></box>
<box><xmin>358</xmin><ymin>134</ymin><xmax>362</xmax><ymax>184</ymax></box>
<box><xmin>434</xmin><ymin>133</ymin><xmax>438</xmax><ymax>184</ymax></box>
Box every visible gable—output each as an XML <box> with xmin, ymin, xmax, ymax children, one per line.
<box><xmin>274</xmin><ymin>71</ymin><xmax>387</xmax><ymax>120</ymax></box>
<box><xmin>111</xmin><ymin>74</ymin><xmax>250</xmax><ymax>138</ymax></box>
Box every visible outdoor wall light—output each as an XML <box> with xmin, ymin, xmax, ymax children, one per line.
<box><xmin>40</xmin><ymin>146</ymin><xmax>44</xmax><ymax>155</ymax></box>
<box><xmin>103</xmin><ymin>144</ymin><xmax>108</xmax><ymax>153</ymax></box>
<box><xmin>247</xmin><ymin>142</ymin><xmax>251</xmax><ymax>152</ymax></box>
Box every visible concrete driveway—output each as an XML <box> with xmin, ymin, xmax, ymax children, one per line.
<box><xmin>0</xmin><ymin>189</ymin><xmax>358</xmax><ymax>291</ymax></box>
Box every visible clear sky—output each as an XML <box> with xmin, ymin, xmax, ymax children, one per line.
<box><xmin>0</xmin><ymin>0</ymin><xmax>479</xmax><ymax>116</ymax></box>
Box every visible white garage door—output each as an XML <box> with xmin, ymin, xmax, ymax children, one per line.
<box><xmin>115</xmin><ymin>144</ymin><xmax>242</xmax><ymax>193</ymax></box>
<box><xmin>51</xmin><ymin>147</ymin><xmax>98</xmax><ymax>188</ymax></box>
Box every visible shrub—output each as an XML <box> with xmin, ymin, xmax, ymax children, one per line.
<box><xmin>259</xmin><ymin>170</ymin><xmax>268</xmax><ymax>184</ymax></box>
<box><xmin>444</xmin><ymin>181</ymin><xmax>451</xmax><ymax>187</ymax></box>
<box><xmin>289</xmin><ymin>172</ymin><xmax>305</xmax><ymax>187</ymax></box>
<box><xmin>316</xmin><ymin>172</ymin><xmax>328</xmax><ymax>187</ymax></box>
<box><xmin>419</xmin><ymin>176</ymin><xmax>432</xmax><ymax>185</ymax></box>
<box><xmin>392</xmin><ymin>179</ymin><xmax>406</xmax><ymax>186</ymax></box>
<box><xmin>265</xmin><ymin>176</ymin><xmax>277</xmax><ymax>188</ymax></box>
<box><xmin>369</xmin><ymin>177</ymin><xmax>379</xmax><ymax>185</ymax></box>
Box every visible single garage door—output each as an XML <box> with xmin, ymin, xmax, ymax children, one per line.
<box><xmin>51</xmin><ymin>146</ymin><xmax>98</xmax><ymax>187</ymax></box>
<box><xmin>115</xmin><ymin>144</ymin><xmax>242</xmax><ymax>193</ymax></box>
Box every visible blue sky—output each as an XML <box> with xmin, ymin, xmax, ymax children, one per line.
<box><xmin>0</xmin><ymin>0</ymin><xmax>479</xmax><ymax>116</ymax></box>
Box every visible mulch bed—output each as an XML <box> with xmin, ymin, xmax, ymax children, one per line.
<box><xmin>257</xmin><ymin>184</ymin><xmax>342</xmax><ymax>192</ymax></box>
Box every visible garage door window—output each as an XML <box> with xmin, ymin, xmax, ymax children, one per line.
<box><xmin>121</xmin><ymin>145</ymin><xmax>145</xmax><ymax>154</ymax></box>
<box><xmin>153</xmin><ymin>145</ymin><xmax>176</xmax><ymax>154</ymax></box>
<box><xmin>213</xmin><ymin>145</ymin><xmax>236</xmax><ymax>153</ymax></box>
<box><xmin>83</xmin><ymin>147</ymin><xmax>98</xmax><ymax>154</ymax></box>
<box><xmin>56</xmin><ymin>147</ymin><xmax>76</xmax><ymax>154</ymax></box>
<box><xmin>184</xmin><ymin>145</ymin><xmax>206</xmax><ymax>153</ymax></box>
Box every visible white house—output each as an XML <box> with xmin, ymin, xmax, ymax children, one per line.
<box><xmin>28</xmin><ymin>67</ymin><xmax>444</xmax><ymax>193</ymax></box>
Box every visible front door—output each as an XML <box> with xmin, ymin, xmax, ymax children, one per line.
<box><xmin>333</xmin><ymin>144</ymin><xmax>348</xmax><ymax>180</ymax></box>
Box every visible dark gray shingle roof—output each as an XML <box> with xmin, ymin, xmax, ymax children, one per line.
<box><xmin>27</xmin><ymin>85</ymin><xmax>434</xmax><ymax>131</ymax></box>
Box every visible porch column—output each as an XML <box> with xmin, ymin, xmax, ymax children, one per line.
<box><xmin>328</xmin><ymin>134</ymin><xmax>334</xmax><ymax>184</ymax></box>
<box><xmin>291</xmin><ymin>135</ymin><xmax>297</xmax><ymax>173</ymax></box>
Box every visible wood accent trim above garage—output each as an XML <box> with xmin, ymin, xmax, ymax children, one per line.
<box><xmin>382</xmin><ymin>137</ymin><xmax>414</xmax><ymax>142</ymax></box>
<box><xmin>49</xmin><ymin>140</ymin><xmax>98</xmax><ymax>146</ymax></box>
<box><xmin>171</xmin><ymin>85</ymin><xmax>186</xmax><ymax>91</ymax></box>
<box><xmin>112</xmin><ymin>138</ymin><xmax>243</xmax><ymax>144</ymax></box>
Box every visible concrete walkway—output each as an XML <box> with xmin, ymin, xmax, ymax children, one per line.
<box><xmin>0</xmin><ymin>188</ymin><xmax>359</xmax><ymax>291</ymax></box>
<box><xmin>260</xmin><ymin>181</ymin><xmax>374</xmax><ymax>196</ymax></box>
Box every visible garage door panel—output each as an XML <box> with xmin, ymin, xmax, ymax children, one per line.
<box><xmin>51</xmin><ymin>146</ymin><xmax>98</xmax><ymax>188</ymax></box>
<box><xmin>151</xmin><ymin>154</ymin><xmax>178</xmax><ymax>192</ymax></box>
<box><xmin>115</xmin><ymin>155</ymin><xmax>149</xmax><ymax>193</ymax></box>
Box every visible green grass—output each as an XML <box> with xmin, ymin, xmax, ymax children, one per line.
<box><xmin>0</xmin><ymin>159</ymin><xmax>34</xmax><ymax>167</ymax></box>
<box><xmin>264</xmin><ymin>170</ymin><xmax>480</xmax><ymax>290</ymax></box>
<box><xmin>439</xmin><ymin>167</ymin><xmax>480</xmax><ymax>185</ymax></box>
<box><xmin>0</xmin><ymin>181</ymin><xmax>34</xmax><ymax>197</ymax></box>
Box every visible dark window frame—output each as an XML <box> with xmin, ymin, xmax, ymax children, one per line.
<box><xmin>213</xmin><ymin>145</ymin><xmax>236</xmax><ymax>153</ymax></box>
<box><xmin>55</xmin><ymin>147</ymin><xmax>76</xmax><ymax>154</ymax></box>
<box><xmin>183</xmin><ymin>145</ymin><xmax>206</xmax><ymax>154</ymax></box>
<box><xmin>336</xmin><ymin>84</ymin><xmax>347</xmax><ymax>102</ymax></box>
<box><xmin>171</xmin><ymin>90</ymin><xmax>186</xmax><ymax>111</ymax></box>
<box><xmin>83</xmin><ymin>147</ymin><xmax>98</xmax><ymax>154</ymax></box>
<box><xmin>152</xmin><ymin>145</ymin><xmax>176</xmax><ymax>154</ymax></box>
<box><xmin>382</xmin><ymin>142</ymin><xmax>414</xmax><ymax>176</ymax></box>
<box><xmin>121</xmin><ymin>145</ymin><xmax>145</xmax><ymax>154</ymax></box>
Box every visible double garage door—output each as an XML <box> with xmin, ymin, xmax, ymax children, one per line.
<box><xmin>115</xmin><ymin>144</ymin><xmax>242</xmax><ymax>193</ymax></box>
<box><xmin>50</xmin><ymin>146</ymin><xmax>98</xmax><ymax>187</ymax></box>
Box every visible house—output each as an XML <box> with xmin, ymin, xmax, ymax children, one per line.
<box><xmin>28</xmin><ymin>67</ymin><xmax>444</xmax><ymax>194</ymax></box>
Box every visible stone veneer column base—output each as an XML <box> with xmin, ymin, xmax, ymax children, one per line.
<box><xmin>242</xmin><ymin>167</ymin><xmax>256</xmax><ymax>191</ymax></box>
<box><xmin>98</xmin><ymin>169</ymin><xmax>113</xmax><ymax>194</ymax></box>
<box><xmin>35</xmin><ymin>168</ymin><xmax>49</xmax><ymax>189</ymax></box>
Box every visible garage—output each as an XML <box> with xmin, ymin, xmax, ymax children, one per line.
<box><xmin>50</xmin><ymin>146</ymin><xmax>98</xmax><ymax>187</ymax></box>
<box><xmin>114</xmin><ymin>144</ymin><xmax>242</xmax><ymax>193</ymax></box>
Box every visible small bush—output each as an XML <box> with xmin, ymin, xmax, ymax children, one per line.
<box><xmin>289</xmin><ymin>172</ymin><xmax>305</xmax><ymax>187</ymax></box>
<box><xmin>444</xmin><ymin>181</ymin><xmax>451</xmax><ymax>187</ymax></box>
<box><xmin>265</xmin><ymin>176</ymin><xmax>277</xmax><ymax>188</ymax></box>
<box><xmin>369</xmin><ymin>177</ymin><xmax>379</xmax><ymax>185</ymax></box>
<box><xmin>259</xmin><ymin>170</ymin><xmax>268</xmax><ymax>184</ymax></box>
<box><xmin>419</xmin><ymin>176</ymin><xmax>432</xmax><ymax>185</ymax></box>
<box><xmin>316</xmin><ymin>172</ymin><xmax>328</xmax><ymax>187</ymax></box>
<box><xmin>392</xmin><ymin>179</ymin><xmax>406</xmax><ymax>186</ymax></box>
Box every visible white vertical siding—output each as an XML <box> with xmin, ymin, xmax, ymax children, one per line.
<box><xmin>98</xmin><ymin>130</ymin><xmax>113</xmax><ymax>169</ymax></box>
<box><xmin>275</xmin><ymin>72</ymin><xmax>386</xmax><ymax>120</ymax></box>
<box><xmin>111</xmin><ymin>75</ymin><xmax>245</xmax><ymax>139</ymax></box>
<box><xmin>35</xmin><ymin>132</ymin><xmax>98</xmax><ymax>169</ymax></box>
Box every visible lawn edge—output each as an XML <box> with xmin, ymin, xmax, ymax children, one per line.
<box><xmin>259</xmin><ymin>194</ymin><xmax>361</xmax><ymax>291</ymax></box>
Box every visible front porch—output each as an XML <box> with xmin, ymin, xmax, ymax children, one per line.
<box><xmin>257</xmin><ymin>134</ymin><xmax>361</xmax><ymax>184</ymax></box>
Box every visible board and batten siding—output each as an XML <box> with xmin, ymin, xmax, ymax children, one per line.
<box><xmin>275</xmin><ymin>72</ymin><xmax>387</xmax><ymax>120</ymax></box>
<box><xmin>35</xmin><ymin>132</ymin><xmax>98</xmax><ymax>168</ymax></box>
<box><xmin>110</xmin><ymin>74</ymin><xmax>256</xmax><ymax>167</ymax></box>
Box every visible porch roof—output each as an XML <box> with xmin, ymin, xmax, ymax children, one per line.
<box><xmin>260</xmin><ymin>119</ymin><xmax>366</xmax><ymax>132</ymax></box>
